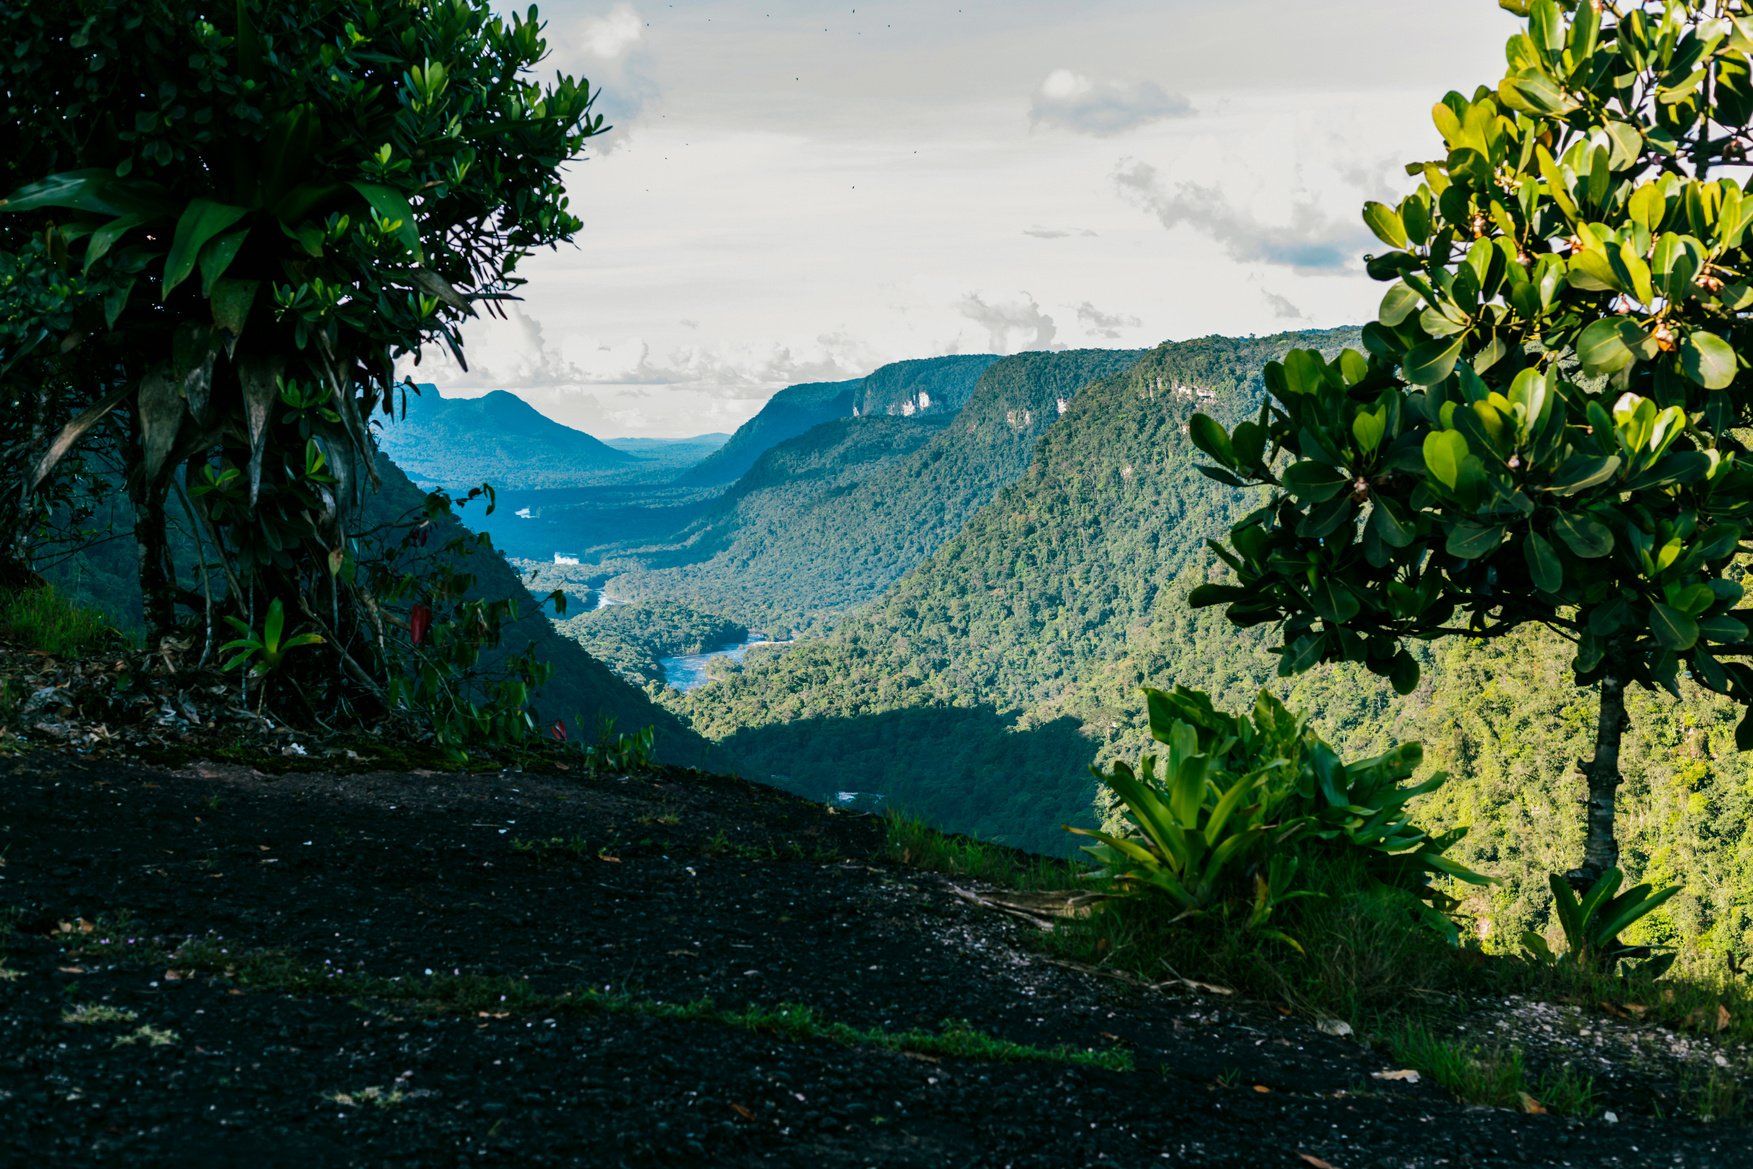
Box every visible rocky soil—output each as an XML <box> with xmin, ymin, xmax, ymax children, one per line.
<box><xmin>1</xmin><ymin>750</ymin><xmax>1748</xmax><ymax>1168</ymax></box>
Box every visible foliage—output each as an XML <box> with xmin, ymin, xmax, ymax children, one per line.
<box><xmin>2</xmin><ymin>0</ymin><xmax>601</xmax><ymax>742</ymax></box>
<box><xmin>219</xmin><ymin>598</ymin><xmax>324</xmax><ymax>677</ymax></box>
<box><xmin>1523</xmin><ymin>867</ymin><xmax>1679</xmax><ymax>977</ymax></box>
<box><xmin>1072</xmin><ymin>687</ymin><xmax>1487</xmax><ymax>948</ymax></box>
<box><xmin>1186</xmin><ymin>0</ymin><xmax>1753</xmax><ymax>879</ymax></box>
<box><xmin>0</xmin><ymin>585</ymin><xmax>122</xmax><ymax>658</ymax></box>
<box><xmin>619</xmin><ymin>350</ymin><xmax>1145</xmax><ymax>631</ymax></box>
<box><xmin>580</xmin><ymin>717</ymin><xmax>656</xmax><ymax>776</ymax></box>
<box><xmin>682</xmin><ymin>329</ymin><xmax>1363</xmax><ymax>850</ymax></box>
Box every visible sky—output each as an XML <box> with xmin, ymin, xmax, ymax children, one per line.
<box><xmin>404</xmin><ymin>0</ymin><xmax>1523</xmax><ymax>437</ymax></box>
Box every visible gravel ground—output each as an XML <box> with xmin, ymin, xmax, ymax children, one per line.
<box><xmin>0</xmin><ymin>750</ymin><xmax>1746</xmax><ymax>1168</ymax></box>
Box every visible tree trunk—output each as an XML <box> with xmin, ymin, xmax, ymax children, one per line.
<box><xmin>1570</xmin><ymin>650</ymin><xmax>1630</xmax><ymax>891</ymax></box>
<box><xmin>134</xmin><ymin>489</ymin><xmax>176</xmax><ymax>644</ymax></box>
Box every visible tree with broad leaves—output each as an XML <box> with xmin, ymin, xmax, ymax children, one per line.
<box><xmin>1189</xmin><ymin>0</ymin><xmax>1753</xmax><ymax>889</ymax></box>
<box><xmin>1</xmin><ymin>0</ymin><xmax>603</xmax><ymax>726</ymax></box>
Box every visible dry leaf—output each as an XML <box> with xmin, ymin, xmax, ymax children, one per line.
<box><xmin>1371</xmin><ymin>1069</ymin><xmax>1421</xmax><ymax>1083</ymax></box>
<box><xmin>57</xmin><ymin>966</ymin><xmax>85</xmax><ymax>974</ymax></box>
<box><xmin>1253</xmin><ymin>1084</ymin><xmax>1271</xmax><ymax>1094</ymax></box>
<box><xmin>1718</xmin><ymin>1004</ymin><xmax>1732</xmax><ymax>1033</ymax></box>
<box><xmin>730</xmin><ymin>1103</ymin><xmax>755</xmax><ymax>1121</ymax></box>
<box><xmin>1517</xmin><ymin>1091</ymin><xmax>1547</xmax><ymax>1115</ymax></box>
<box><xmin>1298</xmin><ymin>1155</ymin><xmax>1337</xmax><ymax>1169</ymax></box>
<box><xmin>598</xmin><ymin>855</ymin><xmax>622</xmax><ymax>864</ymax></box>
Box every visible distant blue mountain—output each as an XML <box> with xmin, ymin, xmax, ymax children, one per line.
<box><xmin>377</xmin><ymin>384</ymin><xmax>636</xmax><ymax>489</ymax></box>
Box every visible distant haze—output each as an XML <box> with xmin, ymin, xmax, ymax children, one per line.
<box><xmin>401</xmin><ymin>1</ymin><xmax>1518</xmax><ymax>437</ymax></box>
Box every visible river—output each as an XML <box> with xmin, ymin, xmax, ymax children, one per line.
<box><xmin>660</xmin><ymin>636</ymin><xmax>789</xmax><ymax>692</ymax></box>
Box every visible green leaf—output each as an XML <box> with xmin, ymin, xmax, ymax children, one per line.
<box><xmin>198</xmin><ymin>228</ymin><xmax>250</xmax><ymax>296</ymax></box>
<box><xmin>1576</xmin><ymin>317</ymin><xmax>1642</xmax><ymax>375</ymax></box>
<box><xmin>1546</xmin><ymin>453</ymin><xmax>1621</xmax><ymax>495</ymax></box>
<box><xmin>349</xmin><ymin>181</ymin><xmax>424</xmax><ymax>261</ymax></box>
<box><xmin>163</xmin><ymin>199</ymin><xmax>249</xmax><ymax>298</ymax></box>
<box><xmin>1403</xmin><ymin>335</ymin><xmax>1465</xmax><ymax>386</ymax></box>
<box><xmin>1524</xmin><ymin>531</ymin><xmax>1564</xmax><ymax>592</ymax></box>
<box><xmin>1651</xmin><ymin>603</ymin><xmax>1700</xmax><ymax>651</ymax></box>
<box><xmin>1351</xmin><ymin>409</ymin><xmax>1385</xmax><ymax>454</ymax></box>
<box><xmin>1422</xmin><ymin>431</ymin><xmax>1470</xmax><ymax>489</ymax></box>
<box><xmin>1362</xmin><ymin>201</ymin><xmax>1409</xmax><ymax>250</ymax></box>
<box><xmin>1379</xmin><ymin>283</ymin><xmax>1421</xmax><ymax>327</ymax></box>
<box><xmin>1446</xmin><ymin>523</ymin><xmax>1505</xmax><ymax>560</ymax></box>
<box><xmin>210</xmin><ymin>278</ymin><xmax>259</xmax><ymax>336</ymax></box>
<box><xmin>1</xmin><ymin>169</ymin><xmax>123</xmax><ymax>215</ymax></box>
<box><xmin>1552</xmin><ymin>510</ymin><xmax>1613</xmax><ymax>557</ymax></box>
<box><xmin>1188</xmin><ymin>414</ymin><xmax>1235</xmax><ymax>466</ymax></box>
<box><xmin>1680</xmin><ymin>330</ymin><xmax>1737</xmax><ymax>389</ymax></box>
<box><xmin>83</xmin><ymin>211</ymin><xmax>154</xmax><ymax>272</ymax></box>
<box><xmin>1282</xmin><ymin>461</ymin><xmax>1349</xmax><ymax>502</ymax></box>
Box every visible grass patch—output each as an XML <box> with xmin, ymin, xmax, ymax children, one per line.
<box><xmin>153</xmin><ymin>935</ymin><xmax>1129</xmax><ymax>1071</ymax></box>
<box><xmin>326</xmin><ymin>1085</ymin><xmax>408</xmax><ymax>1109</ymax></box>
<box><xmin>883</xmin><ymin>812</ymin><xmax>1082</xmax><ymax>891</ymax></box>
<box><xmin>0</xmin><ymin>585</ymin><xmax>121</xmax><ymax>658</ymax></box>
<box><xmin>62</xmin><ymin>1004</ymin><xmax>138</xmax><ymax>1026</ymax></box>
<box><xmin>1677</xmin><ymin>1065</ymin><xmax>1745</xmax><ymax>1121</ymax></box>
<box><xmin>1387</xmin><ymin>1023</ymin><xmax>1595</xmax><ymax>1115</ymax></box>
<box><xmin>114</xmin><ymin>1024</ymin><xmax>179</xmax><ymax>1048</ymax></box>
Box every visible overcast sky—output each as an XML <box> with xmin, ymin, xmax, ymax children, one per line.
<box><xmin>405</xmin><ymin>1</ymin><xmax>1521</xmax><ymax>437</ymax></box>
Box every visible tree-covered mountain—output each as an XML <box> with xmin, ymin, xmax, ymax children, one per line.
<box><xmin>853</xmin><ymin>353</ymin><xmax>1000</xmax><ymax>419</ymax></box>
<box><xmin>677</xmin><ymin>356</ymin><xmax>998</xmax><ymax>487</ymax></box>
<box><xmin>678</xmin><ymin>331</ymin><xmax>1344</xmax><ymax>846</ymax></box>
<box><xmin>613</xmin><ymin>349</ymin><xmax>1144</xmax><ymax>630</ymax></box>
<box><xmin>378</xmin><ymin>384</ymin><xmax>636</xmax><ymax>490</ymax></box>
<box><xmin>676</xmin><ymin>379</ymin><xmax>866</xmax><ymax>486</ymax></box>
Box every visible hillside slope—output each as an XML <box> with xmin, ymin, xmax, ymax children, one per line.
<box><xmin>678</xmin><ymin>329</ymin><xmax>1370</xmax><ymax>846</ymax></box>
<box><xmin>614</xmin><ymin>349</ymin><xmax>1143</xmax><ymax>630</ymax></box>
<box><xmin>676</xmin><ymin>379</ymin><xmax>865</xmax><ymax>486</ymax></box>
<box><xmin>371</xmin><ymin>457</ymin><xmax>717</xmax><ymax>767</ymax></box>
<box><xmin>852</xmin><ymin>353</ymin><xmax>1000</xmax><ymax>418</ymax></box>
<box><xmin>678</xmin><ymin>356</ymin><xmax>998</xmax><ymax>488</ymax></box>
<box><xmin>378</xmin><ymin>384</ymin><xmax>635</xmax><ymax>490</ymax></box>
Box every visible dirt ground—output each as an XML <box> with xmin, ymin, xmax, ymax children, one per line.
<box><xmin>1</xmin><ymin>750</ymin><xmax>1746</xmax><ymax>1168</ymax></box>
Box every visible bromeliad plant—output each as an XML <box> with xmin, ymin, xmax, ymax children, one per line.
<box><xmin>1523</xmin><ymin>868</ymin><xmax>1679</xmax><ymax>978</ymax></box>
<box><xmin>1072</xmin><ymin>687</ymin><xmax>1488</xmax><ymax>949</ymax></box>
<box><xmin>1187</xmin><ymin>0</ymin><xmax>1753</xmax><ymax>888</ymax></box>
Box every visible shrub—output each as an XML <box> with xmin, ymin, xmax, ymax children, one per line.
<box><xmin>1073</xmin><ymin>686</ymin><xmax>1489</xmax><ymax>949</ymax></box>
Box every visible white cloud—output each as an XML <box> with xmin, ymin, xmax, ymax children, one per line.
<box><xmin>1030</xmin><ymin>69</ymin><xmax>1192</xmax><ymax>136</ymax></box>
<box><xmin>1113</xmin><ymin>158</ymin><xmax>1368</xmax><ymax>273</ymax></box>
<box><xmin>959</xmin><ymin>293</ymin><xmax>1058</xmax><ymax>353</ymax></box>
<box><xmin>1076</xmin><ymin>302</ymin><xmax>1141</xmax><ymax>340</ymax></box>
<box><xmin>552</xmin><ymin>4</ymin><xmax>657</xmax><ymax>153</ymax></box>
<box><xmin>1261</xmin><ymin>290</ymin><xmax>1308</xmax><ymax>320</ymax></box>
<box><xmin>577</xmin><ymin>3</ymin><xmax>642</xmax><ymax>59</ymax></box>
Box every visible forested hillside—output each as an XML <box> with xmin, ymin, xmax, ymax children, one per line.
<box><xmin>676</xmin><ymin>379</ymin><xmax>865</xmax><ymax>486</ymax></box>
<box><xmin>679</xmin><ymin>328</ymin><xmax>1753</xmax><ymax>964</ymax></box>
<box><xmin>852</xmin><ymin>353</ymin><xmax>1000</xmax><ymax>418</ymax></box>
<box><xmin>611</xmin><ymin>350</ymin><xmax>1142</xmax><ymax>630</ymax></box>
<box><xmin>679</xmin><ymin>356</ymin><xmax>997</xmax><ymax>487</ymax></box>
<box><xmin>378</xmin><ymin>384</ymin><xmax>636</xmax><ymax>490</ymax></box>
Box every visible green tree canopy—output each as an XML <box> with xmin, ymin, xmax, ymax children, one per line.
<box><xmin>1</xmin><ymin>0</ymin><xmax>603</xmax><ymax>735</ymax></box>
<box><xmin>1190</xmin><ymin>0</ymin><xmax>1753</xmax><ymax>884</ymax></box>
